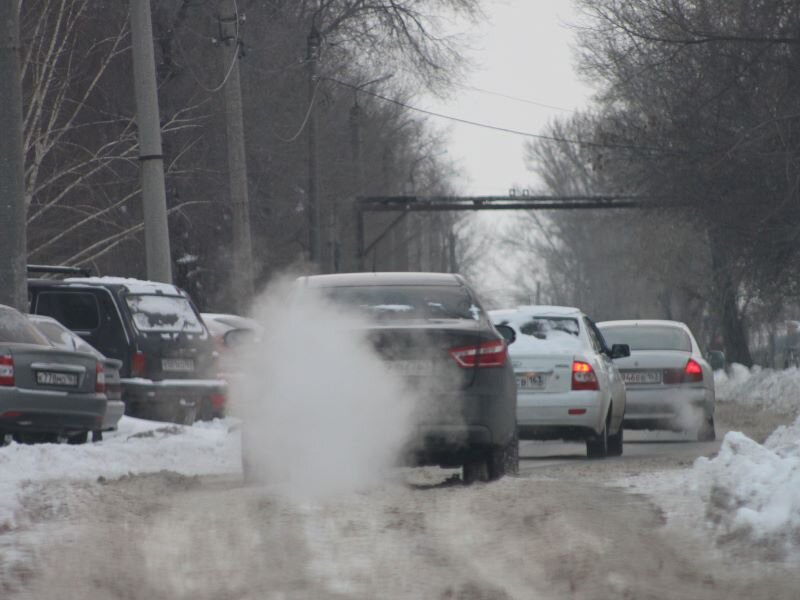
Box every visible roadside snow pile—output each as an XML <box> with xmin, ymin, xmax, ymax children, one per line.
<box><xmin>715</xmin><ymin>363</ymin><xmax>800</xmax><ymax>414</ymax></box>
<box><xmin>0</xmin><ymin>417</ymin><xmax>240</xmax><ymax>528</ymax></box>
<box><xmin>693</xmin><ymin>416</ymin><xmax>800</xmax><ymax>559</ymax></box>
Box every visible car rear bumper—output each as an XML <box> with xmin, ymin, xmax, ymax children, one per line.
<box><xmin>101</xmin><ymin>399</ymin><xmax>125</xmax><ymax>431</ymax></box>
<box><xmin>0</xmin><ymin>388</ymin><xmax>106</xmax><ymax>434</ymax></box>
<box><xmin>623</xmin><ymin>385</ymin><xmax>711</xmax><ymax>430</ymax></box>
<box><xmin>121</xmin><ymin>378</ymin><xmax>227</xmax><ymax>422</ymax></box>
<box><xmin>516</xmin><ymin>390</ymin><xmax>605</xmax><ymax>439</ymax></box>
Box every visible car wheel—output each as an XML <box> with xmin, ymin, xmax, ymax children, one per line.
<box><xmin>488</xmin><ymin>430</ymin><xmax>519</xmax><ymax>480</ymax></box>
<box><xmin>91</xmin><ymin>430</ymin><xmax>103</xmax><ymax>443</ymax></box>
<box><xmin>68</xmin><ymin>431</ymin><xmax>89</xmax><ymax>445</ymax></box>
<box><xmin>586</xmin><ymin>417</ymin><xmax>609</xmax><ymax>459</ymax></box>
<box><xmin>462</xmin><ymin>457</ymin><xmax>489</xmax><ymax>485</ymax></box>
<box><xmin>607</xmin><ymin>421</ymin><xmax>623</xmax><ymax>457</ymax></box>
<box><xmin>697</xmin><ymin>416</ymin><xmax>716</xmax><ymax>442</ymax></box>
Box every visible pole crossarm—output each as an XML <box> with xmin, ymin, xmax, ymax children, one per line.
<box><xmin>356</xmin><ymin>194</ymin><xmax>668</xmax><ymax>212</ymax></box>
<box><xmin>354</xmin><ymin>194</ymin><xmax>677</xmax><ymax>270</ymax></box>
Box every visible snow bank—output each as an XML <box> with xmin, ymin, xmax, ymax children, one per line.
<box><xmin>692</xmin><ymin>416</ymin><xmax>800</xmax><ymax>559</ymax></box>
<box><xmin>0</xmin><ymin>417</ymin><xmax>240</xmax><ymax>529</ymax></box>
<box><xmin>714</xmin><ymin>364</ymin><xmax>800</xmax><ymax>414</ymax></box>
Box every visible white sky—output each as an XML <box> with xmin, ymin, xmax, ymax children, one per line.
<box><xmin>423</xmin><ymin>0</ymin><xmax>595</xmax><ymax>195</ymax></box>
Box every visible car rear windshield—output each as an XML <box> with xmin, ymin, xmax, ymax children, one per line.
<box><xmin>518</xmin><ymin>316</ymin><xmax>580</xmax><ymax>339</ymax></box>
<box><xmin>125</xmin><ymin>295</ymin><xmax>205</xmax><ymax>333</ymax></box>
<box><xmin>321</xmin><ymin>285</ymin><xmax>481</xmax><ymax>321</ymax></box>
<box><xmin>600</xmin><ymin>325</ymin><xmax>692</xmax><ymax>352</ymax></box>
<box><xmin>31</xmin><ymin>318</ymin><xmax>102</xmax><ymax>358</ymax></box>
<box><xmin>0</xmin><ymin>307</ymin><xmax>50</xmax><ymax>345</ymax></box>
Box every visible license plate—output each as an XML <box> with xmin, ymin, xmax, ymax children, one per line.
<box><xmin>516</xmin><ymin>372</ymin><xmax>547</xmax><ymax>390</ymax></box>
<box><xmin>162</xmin><ymin>358</ymin><xmax>195</xmax><ymax>372</ymax></box>
<box><xmin>622</xmin><ymin>370</ymin><xmax>662</xmax><ymax>385</ymax></box>
<box><xmin>36</xmin><ymin>371</ymin><xmax>79</xmax><ymax>387</ymax></box>
<box><xmin>387</xmin><ymin>360</ymin><xmax>433</xmax><ymax>377</ymax></box>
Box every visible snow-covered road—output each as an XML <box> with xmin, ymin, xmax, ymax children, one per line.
<box><xmin>1</xmin><ymin>366</ymin><xmax>799</xmax><ymax>599</ymax></box>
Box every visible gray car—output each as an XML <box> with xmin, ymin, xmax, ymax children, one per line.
<box><xmin>28</xmin><ymin>314</ymin><xmax>124</xmax><ymax>439</ymax></box>
<box><xmin>296</xmin><ymin>272</ymin><xmax>518</xmax><ymax>483</ymax></box>
<box><xmin>0</xmin><ymin>304</ymin><xmax>106</xmax><ymax>444</ymax></box>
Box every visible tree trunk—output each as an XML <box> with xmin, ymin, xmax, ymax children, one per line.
<box><xmin>709</xmin><ymin>233</ymin><xmax>752</xmax><ymax>366</ymax></box>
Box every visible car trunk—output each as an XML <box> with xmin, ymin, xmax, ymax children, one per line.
<box><xmin>614</xmin><ymin>350</ymin><xmax>693</xmax><ymax>386</ymax></box>
<box><xmin>509</xmin><ymin>353</ymin><xmax>574</xmax><ymax>394</ymax></box>
<box><xmin>367</xmin><ymin>321</ymin><xmax>494</xmax><ymax>390</ymax></box>
<box><xmin>134</xmin><ymin>331</ymin><xmax>216</xmax><ymax>381</ymax></box>
<box><xmin>7</xmin><ymin>344</ymin><xmax>98</xmax><ymax>394</ymax></box>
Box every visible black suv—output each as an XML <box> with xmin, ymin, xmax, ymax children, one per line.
<box><xmin>27</xmin><ymin>266</ymin><xmax>225</xmax><ymax>423</ymax></box>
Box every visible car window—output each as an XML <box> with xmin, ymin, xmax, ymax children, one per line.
<box><xmin>583</xmin><ymin>318</ymin><xmax>602</xmax><ymax>352</ymax></box>
<box><xmin>600</xmin><ymin>325</ymin><xmax>692</xmax><ymax>352</ymax></box>
<box><xmin>125</xmin><ymin>294</ymin><xmax>205</xmax><ymax>333</ymax></box>
<box><xmin>321</xmin><ymin>285</ymin><xmax>482</xmax><ymax>321</ymax></box>
<box><xmin>518</xmin><ymin>316</ymin><xmax>580</xmax><ymax>340</ymax></box>
<box><xmin>35</xmin><ymin>291</ymin><xmax>101</xmax><ymax>331</ymax></box>
<box><xmin>31</xmin><ymin>318</ymin><xmax>103</xmax><ymax>358</ymax></box>
<box><xmin>0</xmin><ymin>307</ymin><xmax>50</xmax><ymax>345</ymax></box>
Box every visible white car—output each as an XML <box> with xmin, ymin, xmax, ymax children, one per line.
<box><xmin>490</xmin><ymin>306</ymin><xmax>629</xmax><ymax>458</ymax></box>
<box><xmin>597</xmin><ymin>319</ymin><xmax>716</xmax><ymax>441</ymax></box>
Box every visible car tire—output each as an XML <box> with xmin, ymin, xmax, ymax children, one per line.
<box><xmin>697</xmin><ymin>416</ymin><xmax>716</xmax><ymax>442</ymax></box>
<box><xmin>462</xmin><ymin>457</ymin><xmax>489</xmax><ymax>485</ymax></box>
<box><xmin>488</xmin><ymin>430</ymin><xmax>519</xmax><ymax>480</ymax></box>
<box><xmin>68</xmin><ymin>431</ymin><xmax>89</xmax><ymax>445</ymax></box>
<box><xmin>607</xmin><ymin>422</ymin><xmax>623</xmax><ymax>457</ymax></box>
<box><xmin>586</xmin><ymin>417</ymin><xmax>609</xmax><ymax>459</ymax></box>
<box><xmin>91</xmin><ymin>430</ymin><xmax>103</xmax><ymax>443</ymax></box>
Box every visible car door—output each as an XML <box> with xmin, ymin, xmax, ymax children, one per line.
<box><xmin>585</xmin><ymin>317</ymin><xmax>626</xmax><ymax>427</ymax></box>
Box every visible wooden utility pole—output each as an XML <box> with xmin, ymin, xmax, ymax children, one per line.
<box><xmin>130</xmin><ymin>0</ymin><xmax>172</xmax><ymax>283</ymax></box>
<box><xmin>220</xmin><ymin>2</ymin><xmax>254</xmax><ymax>307</ymax></box>
<box><xmin>0</xmin><ymin>2</ymin><xmax>27</xmax><ymax>310</ymax></box>
<box><xmin>306</xmin><ymin>26</ymin><xmax>321</xmax><ymax>267</ymax></box>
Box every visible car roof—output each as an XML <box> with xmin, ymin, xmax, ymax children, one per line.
<box><xmin>298</xmin><ymin>272</ymin><xmax>465</xmax><ymax>287</ymax></box>
<box><xmin>29</xmin><ymin>276</ymin><xmax>185</xmax><ymax>296</ymax></box>
<box><xmin>489</xmin><ymin>305</ymin><xmax>583</xmax><ymax>318</ymax></box>
<box><xmin>597</xmin><ymin>319</ymin><xmax>691</xmax><ymax>331</ymax></box>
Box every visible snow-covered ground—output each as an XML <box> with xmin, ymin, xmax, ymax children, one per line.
<box><xmin>0</xmin><ymin>417</ymin><xmax>241</xmax><ymax>531</ymax></box>
<box><xmin>624</xmin><ymin>365</ymin><xmax>800</xmax><ymax>562</ymax></box>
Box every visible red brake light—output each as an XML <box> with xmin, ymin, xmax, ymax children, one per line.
<box><xmin>571</xmin><ymin>360</ymin><xmax>599</xmax><ymax>391</ymax></box>
<box><xmin>0</xmin><ymin>355</ymin><xmax>14</xmax><ymax>387</ymax></box>
<box><xmin>684</xmin><ymin>359</ymin><xmax>703</xmax><ymax>383</ymax></box>
<box><xmin>95</xmin><ymin>361</ymin><xmax>106</xmax><ymax>393</ymax></box>
<box><xmin>131</xmin><ymin>351</ymin><xmax>146</xmax><ymax>377</ymax></box>
<box><xmin>449</xmin><ymin>340</ymin><xmax>507</xmax><ymax>368</ymax></box>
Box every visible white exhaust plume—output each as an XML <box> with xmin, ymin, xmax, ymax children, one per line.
<box><xmin>233</xmin><ymin>277</ymin><xmax>421</xmax><ymax>498</ymax></box>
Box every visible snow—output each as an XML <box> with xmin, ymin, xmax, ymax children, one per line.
<box><xmin>489</xmin><ymin>306</ymin><xmax>585</xmax><ymax>354</ymax></box>
<box><xmin>63</xmin><ymin>276</ymin><xmax>183</xmax><ymax>296</ymax></box>
<box><xmin>0</xmin><ymin>417</ymin><xmax>240</xmax><ymax>530</ymax></box>
<box><xmin>622</xmin><ymin>365</ymin><xmax>800</xmax><ymax>562</ymax></box>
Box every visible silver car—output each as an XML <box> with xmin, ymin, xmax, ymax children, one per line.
<box><xmin>0</xmin><ymin>304</ymin><xmax>106</xmax><ymax>444</ymax></box>
<box><xmin>490</xmin><ymin>306</ymin><xmax>629</xmax><ymax>458</ymax></box>
<box><xmin>28</xmin><ymin>314</ymin><xmax>124</xmax><ymax>439</ymax></box>
<box><xmin>597</xmin><ymin>319</ymin><xmax>716</xmax><ymax>441</ymax></box>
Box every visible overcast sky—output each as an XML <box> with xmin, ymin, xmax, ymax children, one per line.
<box><xmin>423</xmin><ymin>0</ymin><xmax>595</xmax><ymax>196</ymax></box>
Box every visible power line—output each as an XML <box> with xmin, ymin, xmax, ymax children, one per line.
<box><xmin>270</xmin><ymin>79</ymin><xmax>321</xmax><ymax>143</ymax></box>
<box><xmin>455</xmin><ymin>83</ymin><xmax>575</xmax><ymax>113</ymax></box>
<box><xmin>322</xmin><ymin>75</ymin><xmax>687</xmax><ymax>155</ymax></box>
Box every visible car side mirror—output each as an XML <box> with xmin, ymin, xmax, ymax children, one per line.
<box><xmin>495</xmin><ymin>324</ymin><xmax>516</xmax><ymax>345</ymax></box>
<box><xmin>609</xmin><ymin>344</ymin><xmax>630</xmax><ymax>359</ymax></box>
<box><xmin>707</xmin><ymin>350</ymin><xmax>726</xmax><ymax>371</ymax></box>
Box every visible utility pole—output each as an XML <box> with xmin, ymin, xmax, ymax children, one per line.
<box><xmin>0</xmin><ymin>2</ymin><xmax>26</xmax><ymax>310</ymax></box>
<box><xmin>306</xmin><ymin>26</ymin><xmax>321</xmax><ymax>268</ymax></box>
<box><xmin>130</xmin><ymin>0</ymin><xmax>172</xmax><ymax>283</ymax></box>
<box><xmin>220</xmin><ymin>1</ymin><xmax>254</xmax><ymax>308</ymax></box>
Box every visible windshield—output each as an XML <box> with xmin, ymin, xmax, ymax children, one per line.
<box><xmin>321</xmin><ymin>285</ymin><xmax>482</xmax><ymax>321</ymax></box>
<box><xmin>0</xmin><ymin>307</ymin><xmax>50</xmax><ymax>345</ymax></box>
<box><xmin>600</xmin><ymin>325</ymin><xmax>692</xmax><ymax>352</ymax></box>
<box><xmin>125</xmin><ymin>295</ymin><xmax>205</xmax><ymax>333</ymax></box>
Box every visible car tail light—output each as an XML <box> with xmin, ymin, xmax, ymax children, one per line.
<box><xmin>0</xmin><ymin>355</ymin><xmax>14</xmax><ymax>387</ymax></box>
<box><xmin>131</xmin><ymin>351</ymin><xmax>146</xmax><ymax>377</ymax></box>
<box><xmin>95</xmin><ymin>362</ymin><xmax>106</xmax><ymax>394</ymax></box>
<box><xmin>571</xmin><ymin>361</ymin><xmax>599</xmax><ymax>391</ymax></box>
<box><xmin>209</xmin><ymin>392</ymin><xmax>226</xmax><ymax>411</ymax></box>
<box><xmin>449</xmin><ymin>340</ymin><xmax>507</xmax><ymax>368</ymax></box>
<box><xmin>684</xmin><ymin>358</ymin><xmax>703</xmax><ymax>383</ymax></box>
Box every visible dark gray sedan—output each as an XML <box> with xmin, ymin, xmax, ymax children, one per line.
<box><xmin>0</xmin><ymin>304</ymin><xmax>106</xmax><ymax>444</ymax></box>
<box><xmin>297</xmin><ymin>272</ymin><xmax>518</xmax><ymax>483</ymax></box>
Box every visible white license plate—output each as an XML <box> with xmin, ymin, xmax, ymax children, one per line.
<box><xmin>36</xmin><ymin>371</ymin><xmax>79</xmax><ymax>387</ymax></box>
<box><xmin>388</xmin><ymin>360</ymin><xmax>433</xmax><ymax>377</ymax></box>
<box><xmin>622</xmin><ymin>370</ymin><xmax>662</xmax><ymax>385</ymax></box>
<box><xmin>516</xmin><ymin>372</ymin><xmax>547</xmax><ymax>390</ymax></box>
<box><xmin>162</xmin><ymin>358</ymin><xmax>195</xmax><ymax>372</ymax></box>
